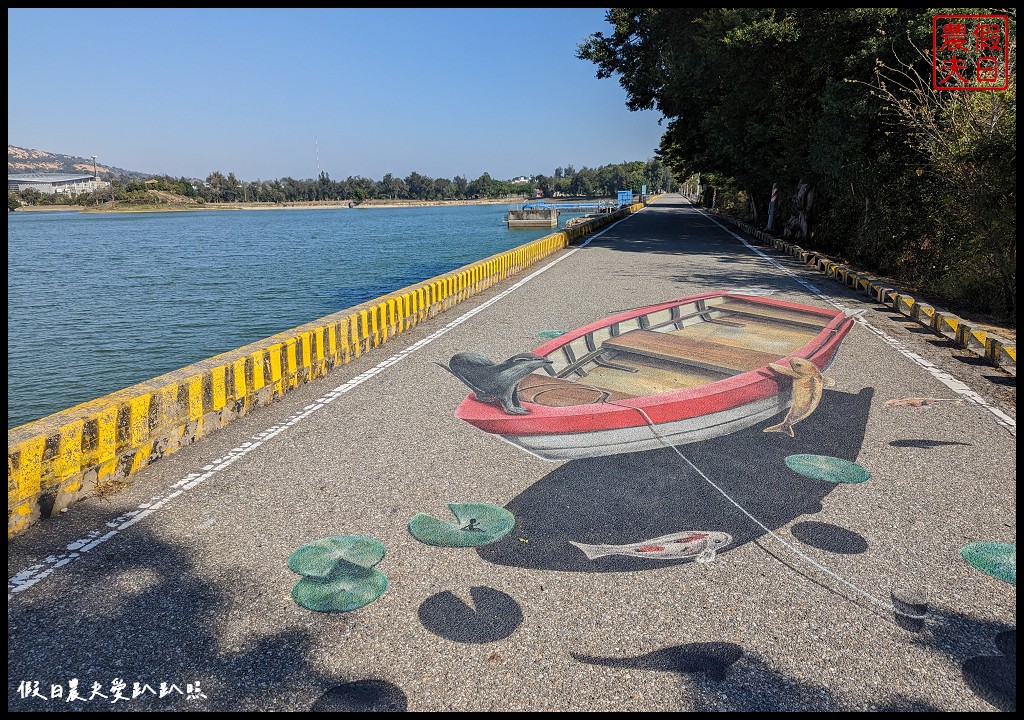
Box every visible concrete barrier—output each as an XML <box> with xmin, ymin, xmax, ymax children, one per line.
<box><xmin>713</xmin><ymin>211</ymin><xmax>1016</xmax><ymax>374</ymax></box>
<box><xmin>7</xmin><ymin>204</ymin><xmax>638</xmax><ymax>538</ymax></box>
<box><xmin>507</xmin><ymin>208</ymin><xmax>559</xmax><ymax>228</ymax></box>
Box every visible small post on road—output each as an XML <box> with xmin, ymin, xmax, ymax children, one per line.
<box><xmin>766</xmin><ymin>183</ymin><xmax>778</xmax><ymax>232</ymax></box>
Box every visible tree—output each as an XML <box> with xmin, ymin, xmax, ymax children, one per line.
<box><xmin>205</xmin><ymin>171</ymin><xmax>228</xmax><ymax>202</ymax></box>
<box><xmin>404</xmin><ymin>171</ymin><xmax>433</xmax><ymax>200</ymax></box>
<box><xmin>317</xmin><ymin>171</ymin><xmax>332</xmax><ymax>201</ymax></box>
<box><xmin>865</xmin><ymin>25</ymin><xmax>1017</xmax><ymax>314</ymax></box>
<box><xmin>578</xmin><ymin>7</ymin><xmax>1016</xmax><ymax>320</ymax></box>
<box><xmin>433</xmin><ymin>177</ymin><xmax>454</xmax><ymax>200</ymax></box>
<box><xmin>467</xmin><ymin>172</ymin><xmax>495</xmax><ymax>199</ymax></box>
<box><xmin>17</xmin><ymin>188</ymin><xmax>42</xmax><ymax>205</ymax></box>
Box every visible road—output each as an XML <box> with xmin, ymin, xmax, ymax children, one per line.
<box><xmin>8</xmin><ymin>194</ymin><xmax>1016</xmax><ymax>712</ymax></box>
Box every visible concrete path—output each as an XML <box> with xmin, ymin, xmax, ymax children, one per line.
<box><xmin>8</xmin><ymin>195</ymin><xmax>1016</xmax><ymax>711</ymax></box>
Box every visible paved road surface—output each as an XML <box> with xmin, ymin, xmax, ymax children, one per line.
<box><xmin>8</xmin><ymin>195</ymin><xmax>1016</xmax><ymax>711</ymax></box>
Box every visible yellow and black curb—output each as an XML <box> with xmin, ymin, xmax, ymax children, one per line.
<box><xmin>716</xmin><ymin>213</ymin><xmax>1016</xmax><ymax>374</ymax></box>
<box><xmin>7</xmin><ymin>203</ymin><xmax>644</xmax><ymax>539</ymax></box>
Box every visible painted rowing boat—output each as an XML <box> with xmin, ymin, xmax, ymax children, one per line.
<box><xmin>453</xmin><ymin>291</ymin><xmax>857</xmax><ymax>460</ymax></box>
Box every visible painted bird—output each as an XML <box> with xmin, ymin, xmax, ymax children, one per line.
<box><xmin>439</xmin><ymin>351</ymin><xmax>553</xmax><ymax>415</ymax></box>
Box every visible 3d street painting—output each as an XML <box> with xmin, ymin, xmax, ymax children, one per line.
<box><xmin>568</xmin><ymin>530</ymin><xmax>733</xmax><ymax>564</ymax></box>
<box><xmin>571</xmin><ymin>642</ymin><xmax>744</xmax><ymax>683</ymax></box>
<box><xmin>958</xmin><ymin>544</ymin><xmax>1017</xmax><ymax>711</ymax></box>
<box><xmin>310</xmin><ymin>680</ymin><xmax>409</xmax><ymax>713</ymax></box>
<box><xmin>287</xmin><ymin>536</ymin><xmax>389</xmax><ymax>613</ymax></box>
<box><xmin>961</xmin><ymin>542</ymin><xmax>1016</xmax><ymax>586</ymax></box>
<box><xmin>473</xmin><ymin>386</ymin><xmax>875</xmax><ymax>575</ymax></box>
<box><xmin>452</xmin><ymin>291</ymin><xmax>876</xmax><ymax>581</ymax></box>
<box><xmin>285</xmin><ymin>290</ymin><xmax>1014</xmax><ymax>708</ymax></box>
<box><xmin>408</xmin><ymin>502</ymin><xmax>516</xmax><ymax>548</ymax></box>
<box><xmin>450</xmin><ymin>291</ymin><xmax>858</xmax><ymax>461</ymax></box>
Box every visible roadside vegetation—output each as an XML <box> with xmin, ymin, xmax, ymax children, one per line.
<box><xmin>579</xmin><ymin>8</ymin><xmax>1016</xmax><ymax>324</ymax></box>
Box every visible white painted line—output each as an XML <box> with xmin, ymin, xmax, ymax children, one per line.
<box><xmin>700</xmin><ymin>209</ymin><xmax>1015</xmax><ymax>436</ymax></box>
<box><xmin>7</xmin><ymin>215</ymin><xmax>634</xmax><ymax>598</ymax></box>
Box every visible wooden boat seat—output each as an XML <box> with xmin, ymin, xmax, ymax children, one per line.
<box><xmin>601</xmin><ymin>329</ymin><xmax>780</xmax><ymax>374</ymax></box>
<box><xmin>517</xmin><ymin>374</ymin><xmax>632</xmax><ymax>407</ymax></box>
<box><xmin>714</xmin><ymin>299</ymin><xmax>830</xmax><ymax>329</ymax></box>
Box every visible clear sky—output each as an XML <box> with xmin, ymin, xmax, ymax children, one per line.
<box><xmin>8</xmin><ymin>8</ymin><xmax>666</xmax><ymax>183</ymax></box>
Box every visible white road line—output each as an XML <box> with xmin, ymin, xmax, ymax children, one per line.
<box><xmin>7</xmin><ymin>216</ymin><xmax>632</xmax><ymax>598</ymax></box>
<box><xmin>700</xmin><ymin>209</ymin><xmax>1016</xmax><ymax>435</ymax></box>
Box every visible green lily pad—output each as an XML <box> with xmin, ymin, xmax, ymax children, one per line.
<box><xmin>785</xmin><ymin>454</ymin><xmax>870</xmax><ymax>484</ymax></box>
<box><xmin>961</xmin><ymin>542</ymin><xmax>1016</xmax><ymax>585</ymax></box>
<box><xmin>288</xmin><ymin>535</ymin><xmax>386</xmax><ymax>579</ymax></box>
<box><xmin>291</xmin><ymin>568</ymin><xmax>389</xmax><ymax>612</ymax></box>
<box><xmin>287</xmin><ymin>536</ymin><xmax>389</xmax><ymax>612</ymax></box>
<box><xmin>408</xmin><ymin>502</ymin><xmax>515</xmax><ymax>547</ymax></box>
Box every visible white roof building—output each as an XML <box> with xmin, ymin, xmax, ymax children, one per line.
<box><xmin>8</xmin><ymin>173</ymin><xmax>110</xmax><ymax>196</ymax></box>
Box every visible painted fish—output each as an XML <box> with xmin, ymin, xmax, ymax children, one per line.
<box><xmin>884</xmin><ymin>397</ymin><xmax>964</xmax><ymax>408</ymax></box>
<box><xmin>763</xmin><ymin>357</ymin><xmax>836</xmax><ymax>437</ymax></box>
<box><xmin>569</xmin><ymin>531</ymin><xmax>732</xmax><ymax>563</ymax></box>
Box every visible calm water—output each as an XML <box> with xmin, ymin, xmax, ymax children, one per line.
<box><xmin>7</xmin><ymin>204</ymin><xmax>582</xmax><ymax>429</ymax></box>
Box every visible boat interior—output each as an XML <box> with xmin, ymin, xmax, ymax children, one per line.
<box><xmin>518</xmin><ymin>296</ymin><xmax>835</xmax><ymax>407</ymax></box>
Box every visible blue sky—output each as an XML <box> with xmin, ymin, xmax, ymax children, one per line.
<box><xmin>8</xmin><ymin>8</ymin><xmax>666</xmax><ymax>183</ymax></box>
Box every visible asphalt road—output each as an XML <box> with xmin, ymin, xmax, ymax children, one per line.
<box><xmin>8</xmin><ymin>194</ymin><xmax>1016</xmax><ymax>712</ymax></box>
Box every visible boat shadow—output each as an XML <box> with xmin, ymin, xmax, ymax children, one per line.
<box><xmin>477</xmin><ymin>387</ymin><xmax>874</xmax><ymax>573</ymax></box>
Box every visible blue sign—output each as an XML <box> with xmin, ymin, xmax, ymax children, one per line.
<box><xmin>617</xmin><ymin>190</ymin><xmax>633</xmax><ymax>207</ymax></box>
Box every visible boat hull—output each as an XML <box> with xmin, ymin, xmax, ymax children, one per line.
<box><xmin>454</xmin><ymin>291</ymin><xmax>856</xmax><ymax>461</ymax></box>
<box><xmin>497</xmin><ymin>393</ymin><xmax>789</xmax><ymax>461</ymax></box>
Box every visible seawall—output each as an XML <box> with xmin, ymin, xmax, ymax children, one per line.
<box><xmin>7</xmin><ymin>202</ymin><xmax>647</xmax><ymax>538</ymax></box>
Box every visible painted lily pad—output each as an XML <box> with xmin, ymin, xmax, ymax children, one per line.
<box><xmin>287</xmin><ymin>536</ymin><xmax>388</xmax><ymax>612</ymax></box>
<box><xmin>288</xmin><ymin>535</ymin><xmax>386</xmax><ymax>578</ymax></box>
<box><xmin>784</xmin><ymin>454</ymin><xmax>870</xmax><ymax>484</ymax></box>
<box><xmin>961</xmin><ymin>542</ymin><xmax>1016</xmax><ymax>586</ymax></box>
<box><xmin>408</xmin><ymin>502</ymin><xmax>515</xmax><ymax>547</ymax></box>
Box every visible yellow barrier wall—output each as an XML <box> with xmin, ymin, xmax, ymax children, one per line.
<box><xmin>712</xmin><ymin>211</ymin><xmax>1017</xmax><ymax>373</ymax></box>
<box><xmin>8</xmin><ymin>204</ymin><xmax>639</xmax><ymax>538</ymax></box>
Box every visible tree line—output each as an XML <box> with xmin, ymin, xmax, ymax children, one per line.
<box><xmin>9</xmin><ymin>159</ymin><xmax>675</xmax><ymax>209</ymax></box>
<box><xmin>579</xmin><ymin>8</ymin><xmax>1015</xmax><ymax>321</ymax></box>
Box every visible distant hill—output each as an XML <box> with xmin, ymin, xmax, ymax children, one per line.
<box><xmin>8</xmin><ymin>145</ymin><xmax>154</xmax><ymax>180</ymax></box>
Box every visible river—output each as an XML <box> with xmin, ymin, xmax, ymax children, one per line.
<box><xmin>7</xmin><ymin>204</ymin><xmax>584</xmax><ymax>429</ymax></box>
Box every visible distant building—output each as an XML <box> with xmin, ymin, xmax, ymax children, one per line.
<box><xmin>8</xmin><ymin>172</ymin><xmax>110</xmax><ymax>196</ymax></box>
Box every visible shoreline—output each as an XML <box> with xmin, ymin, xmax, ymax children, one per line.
<box><xmin>11</xmin><ymin>197</ymin><xmax>527</xmax><ymax>214</ymax></box>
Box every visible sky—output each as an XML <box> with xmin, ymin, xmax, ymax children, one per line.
<box><xmin>7</xmin><ymin>8</ymin><xmax>667</xmax><ymax>183</ymax></box>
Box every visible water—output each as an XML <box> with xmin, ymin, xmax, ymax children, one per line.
<box><xmin>7</xmin><ymin>204</ymin><xmax>586</xmax><ymax>429</ymax></box>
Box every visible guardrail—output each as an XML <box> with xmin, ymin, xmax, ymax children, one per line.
<box><xmin>7</xmin><ymin>204</ymin><xmax>639</xmax><ymax>539</ymax></box>
<box><xmin>714</xmin><ymin>211</ymin><xmax>1016</xmax><ymax>373</ymax></box>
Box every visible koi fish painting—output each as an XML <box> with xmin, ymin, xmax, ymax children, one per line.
<box><xmin>763</xmin><ymin>357</ymin><xmax>836</xmax><ymax>437</ymax></box>
<box><xmin>884</xmin><ymin>397</ymin><xmax>964</xmax><ymax>408</ymax></box>
<box><xmin>569</xmin><ymin>531</ymin><xmax>732</xmax><ymax>563</ymax></box>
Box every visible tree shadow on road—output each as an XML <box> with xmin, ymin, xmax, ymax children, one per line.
<box><xmin>7</xmin><ymin>527</ymin><xmax>396</xmax><ymax>712</ymax></box>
